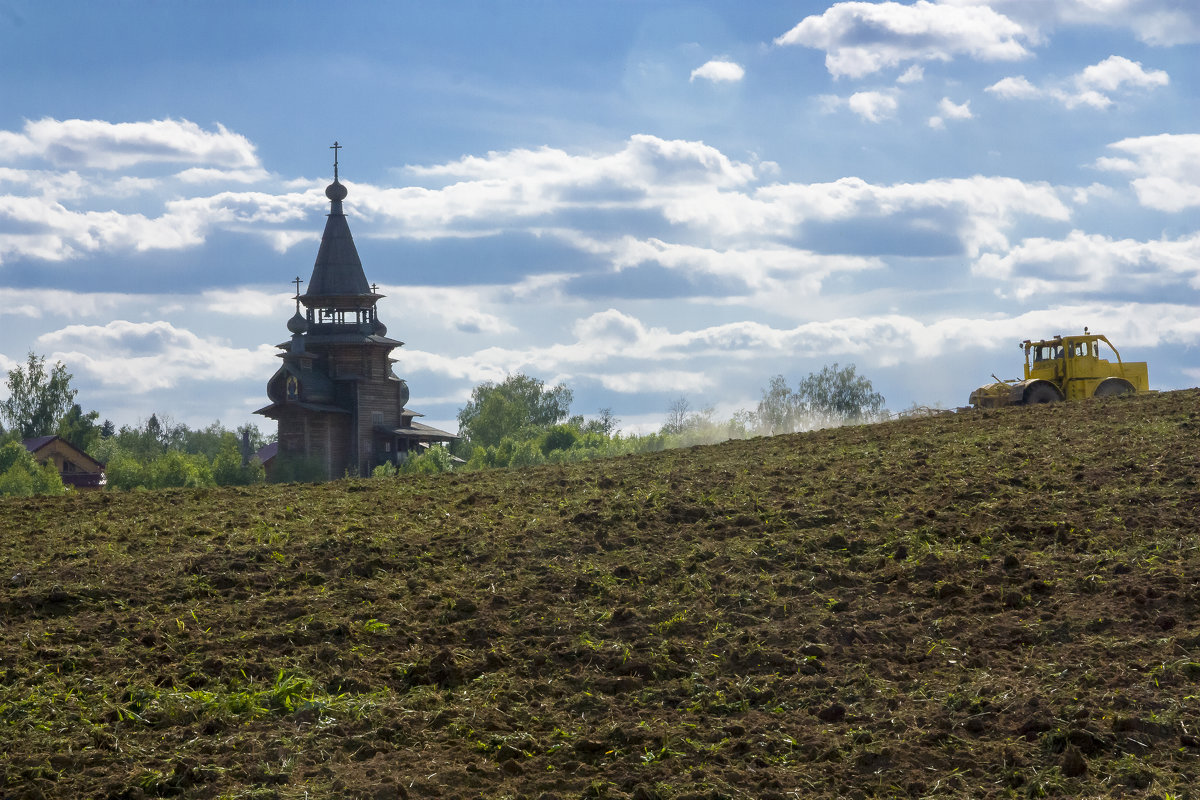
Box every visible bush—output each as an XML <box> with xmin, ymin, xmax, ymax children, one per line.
<box><xmin>539</xmin><ymin>424</ymin><xmax>579</xmax><ymax>455</ymax></box>
<box><xmin>0</xmin><ymin>441</ymin><xmax>66</xmax><ymax>497</ymax></box>
<box><xmin>149</xmin><ymin>451</ymin><xmax>214</xmax><ymax>489</ymax></box>
<box><xmin>270</xmin><ymin>453</ymin><xmax>327</xmax><ymax>483</ymax></box>
<box><xmin>104</xmin><ymin>451</ymin><xmax>147</xmax><ymax>491</ymax></box>
<box><xmin>212</xmin><ymin>434</ymin><xmax>265</xmax><ymax>486</ymax></box>
<box><xmin>372</xmin><ymin>461</ymin><xmax>399</xmax><ymax>478</ymax></box>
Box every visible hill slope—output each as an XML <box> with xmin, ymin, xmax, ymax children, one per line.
<box><xmin>3</xmin><ymin>390</ymin><xmax>1200</xmax><ymax>799</ymax></box>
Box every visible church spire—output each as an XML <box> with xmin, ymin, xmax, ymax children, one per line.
<box><xmin>301</xmin><ymin>142</ymin><xmax>372</xmax><ymax>305</ymax></box>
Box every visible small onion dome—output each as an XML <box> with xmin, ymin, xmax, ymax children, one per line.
<box><xmin>373</xmin><ymin>319</ymin><xmax>388</xmax><ymax>336</ymax></box>
<box><xmin>325</xmin><ymin>179</ymin><xmax>348</xmax><ymax>201</ymax></box>
<box><xmin>287</xmin><ymin>310</ymin><xmax>309</xmax><ymax>334</ymax></box>
<box><xmin>397</xmin><ymin>379</ymin><xmax>410</xmax><ymax>407</ymax></box>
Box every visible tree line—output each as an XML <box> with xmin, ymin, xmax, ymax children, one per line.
<box><xmin>386</xmin><ymin>362</ymin><xmax>887</xmax><ymax>476</ymax></box>
<box><xmin>0</xmin><ymin>353</ymin><xmax>270</xmax><ymax>496</ymax></box>
<box><xmin>2</xmin><ymin>351</ymin><xmax>887</xmax><ymax>494</ymax></box>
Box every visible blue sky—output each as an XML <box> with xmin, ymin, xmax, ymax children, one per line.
<box><xmin>1</xmin><ymin>0</ymin><xmax>1197</xmax><ymax>434</ymax></box>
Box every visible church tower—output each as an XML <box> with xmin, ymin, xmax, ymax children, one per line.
<box><xmin>256</xmin><ymin>145</ymin><xmax>455</xmax><ymax>479</ymax></box>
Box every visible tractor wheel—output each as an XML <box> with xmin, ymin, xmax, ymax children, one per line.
<box><xmin>1094</xmin><ymin>377</ymin><xmax>1136</xmax><ymax>398</ymax></box>
<box><xmin>1023</xmin><ymin>382</ymin><xmax>1062</xmax><ymax>405</ymax></box>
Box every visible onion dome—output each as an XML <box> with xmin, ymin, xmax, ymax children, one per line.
<box><xmin>325</xmin><ymin>179</ymin><xmax>348</xmax><ymax>202</ymax></box>
<box><xmin>287</xmin><ymin>310</ymin><xmax>309</xmax><ymax>334</ymax></box>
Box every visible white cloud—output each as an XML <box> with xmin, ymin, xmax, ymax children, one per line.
<box><xmin>945</xmin><ymin>0</ymin><xmax>1200</xmax><ymax>46</ymax></box>
<box><xmin>757</xmin><ymin>175</ymin><xmax>1070</xmax><ymax>257</ymax></box>
<box><xmin>930</xmin><ymin>97</ymin><xmax>972</xmax><ymax>127</ymax></box>
<box><xmin>175</xmin><ymin>166</ymin><xmax>272</xmax><ymax>184</ymax></box>
<box><xmin>0</xmin><ymin>118</ymin><xmax>259</xmax><ymax>170</ymax></box>
<box><xmin>596</xmin><ymin>370</ymin><xmax>712</xmax><ymax>394</ymax></box>
<box><xmin>775</xmin><ymin>1</ymin><xmax>1032</xmax><ymax>78</ymax></box>
<box><xmin>564</xmin><ymin>233</ymin><xmax>881</xmax><ymax>297</ymax></box>
<box><xmin>0</xmin><ymin>195</ymin><xmax>208</xmax><ymax>263</ymax></box>
<box><xmin>378</xmin><ymin>301</ymin><xmax>1200</xmax><ymax>390</ymax></box>
<box><xmin>987</xmin><ymin>55</ymin><xmax>1169</xmax><ymax>110</ymax></box>
<box><xmin>847</xmin><ymin>91</ymin><xmax>899</xmax><ymax>122</ymax></box>
<box><xmin>1076</xmin><ymin>55</ymin><xmax>1169</xmax><ymax>92</ymax></box>
<box><xmin>0</xmin><ymin>288</ymin><xmax>129</xmax><ymax>319</ymax></box>
<box><xmin>986</xmin><ymin>75</ymin><xmax>1041</xmax><ymax>99</ymax></box>
<box><xmin>973</xmin><ymin>229</ymin><xmax>1200</xmax><ymax>299</ymax></box>
<box><xmin>939</xmin><ymin>97</ymin><xmax>973</xmax><ymax>120</ymax></box>
<box><xmin>896</xmin><ymin>65</ymin><xmax>925</xmax><ymax>84</ymax></box>
<box><xmin>202</xmin><ymin>288</ymin><xmax>292</xmax><ymax>318</ymax></box>
<box><xmin>35</xmin><ymin>320</ymin><xmax>277</xmax><ymax>392</ymax></box>
<box><xmin>1095</xmin><ymin>134</ymin><xmax>1200</xmax><ymax>211</ymax></box>
<box><xmin>690</xmin><ymin>59</ymin><xmax>745</xmax><ymax>83</ymax></box>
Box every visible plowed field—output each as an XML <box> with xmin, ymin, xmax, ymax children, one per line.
<box><xmin>3</xmin><ymin>389</ymin><xmax>1200</xmax><ymax>799</ymax></box>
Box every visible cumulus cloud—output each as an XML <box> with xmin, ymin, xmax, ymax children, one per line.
<box><xmin>987</xmin><ymin>55</ymin><xmax>1169</xmax><ymax>109</ymax></box>
<box><xmin>597</xmin><ymin>370</ymin><xmax>713</xmax><ymax>394</ymax></box>
<box><xmin>202</xmin><ymin>288</ymin><xmax>292</xmax><ymax>317</ymax></box>
<box><xmin>775</xmin><ymin>1</ymin><xmax>1031</xmax><ymax>78</ymax></box>
<box><xmin>1077</xmin><ymin>55</ymin><xmax>1169</xmax><ymax>92</ymax></box>
<box><xmin>0</xmin><ymin>184</ymin><xmax>322</xmax><ymax>264</ymax></box>
<box><xmin>929</xmin><ymin>97</ymin><xmax>972</xmax><ymax>128</ymax></box>
<box><xmin>974</xmin><ymin>229</ymin><xmax>1200</xmax><ymax>299</ymax></box>
<box><xmin>35</xmin><ymin>320</ymin><xmax>277</xmax><ymax>392</ymax></box>
<box><xmin>0</xmin><ymin>288</ymin><xmax>129</xmax><ymax>319</ymax></box>
<box><xmin>384</xmin><ymin>300</ymin><xmax>1200</xmax><ymax>392</ymax></box>
<box><xmin>1095</xmin><ymin>134</ymin><xmax>1200</xmax><ymax>211</ymax></box>
<box><xmin>986</xmin><ymin>75</ymin><xmax>1040</xmax><ymax>100</ymax></box>
<box><xmin>559</xmin><ymin>233</ymin><xmax>882</xmax><ymax>298</ymax></box>
<box><xmin>847</xmin><ymin>91</ymin><xmax>899</xmax><ymax>122</ymax></box>
<box><xmin>757</xmin><ymin>175</ymin><xmax>1070</xmax><ymax>257</ymax></box>
<box><xmin>0</xmin><ymin>118</ymin><xmax>259</xmax><ymax>170</ymax></box>
<box><xmin>944</xmin><ymin>0</ymin><xmax>1200</xmax><ymax>46</ymax></box>
<box><xmin>0</xmin><ymin>195</ymin><xmax>207</xmax><ymax>263</ymax></box>
<box><xmin>690</xmin><ymin>59</ymin><xmax>745</xmax><ymax>83</ymax></box>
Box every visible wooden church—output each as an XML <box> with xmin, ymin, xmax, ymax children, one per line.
<box><xmin>256</xmin><ymin>147</ymin><xmax>456</xmax><ymax>478</ymax></box>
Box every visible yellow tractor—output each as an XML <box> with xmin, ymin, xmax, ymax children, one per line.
<box><xmin>969</xmin><ymin>329</ymin><xmax>1150</xmax><ymax>408</ymax></box>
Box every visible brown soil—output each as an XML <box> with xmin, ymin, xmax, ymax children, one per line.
<box><xmin>3</xmin><ymin>389</ymin><xmax>1200</xmax><ymax>799</ymax></box>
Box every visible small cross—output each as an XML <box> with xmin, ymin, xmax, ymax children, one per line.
<box><xmin>371</xmin><ymin>283</ymin><xmax>379</xmax><ymax>294</ymax></box>
<box><xmin>292</xmin><ymin>276</ymin><xmax>304</xmax><ymax>312</ymax></box>
<box><xmin>330</xmin><ymin>141</ymin><xmax>342</xmax><ymax>181</ymax></box>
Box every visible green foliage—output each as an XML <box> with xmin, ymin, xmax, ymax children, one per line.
<box><xmin>1</xmin><ymin>352</ymin><xmax>80</xmax><ymax>439</ymax></box>
<box><xmin>270</xmin><ymin>453</ymin><xmax>327</xmax><ymax>483</ymax></box>
<box><xmin>456</xmin><ymin>373</ymin><xmax>573</xmax><ymax>448</ymax></box>
<box><xmin>795</xmin><ymin>362</ymin><xmax>886</xmax><ymax>428</ymax></box>
<box><xmin>539</xmin><ymin>424</ymin><xmax>580</xmax><ymax>454</ymax></box>
<box><xmin>0</xmin><ymin>440</ymin><xmax>66</xmax><ymax>497</ymax></box>
<box><xmin>374</xmin><ymin>445</ymin><xmax>455</xmax><ymax>478</ymax></box>
<box><xmin>99</xmin><ymin>418</ymin><xmax>269</xmax><ymax>490</ymax></box>
<box><xmin>104</xmin><ymin>451</ymin><xmax>148</xmax><ymax>492</ymax></box>
<box><xmin>371</xmin><ymin>460</ymin><xmax>399</xmax><ymax>478</ymax></box>
<box><xmin>56</xmin><ymin>403</ymin><xmax>101</xmax><ymax>455</ymax></box>
<box><xmin>135</xmin><ymin>451</ymin><xmax>214</xmax><ymax>489</ymax></box>
<box><xmin>409</xmin><ymin>445</ymin><xmax>454</xmax><ymax>475</ymax></box>
<box><xmin>0</xmin><ymin>440</ymin><xmax>26</xmax><ymax>474</ymax></box>
<box><xmin>450</xmin><ymin>364</ymin><xmax>886</xmax><ymax>476</ymax></box>
<box><xmin>212</xmin><ymin>433</ymin><xmax>265</xmax><ymax>486</ymax></box>
<box><xmin>757</xmin><ymin>375</ymin><xmax>803</xmax><ymax>435</ymax></box>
